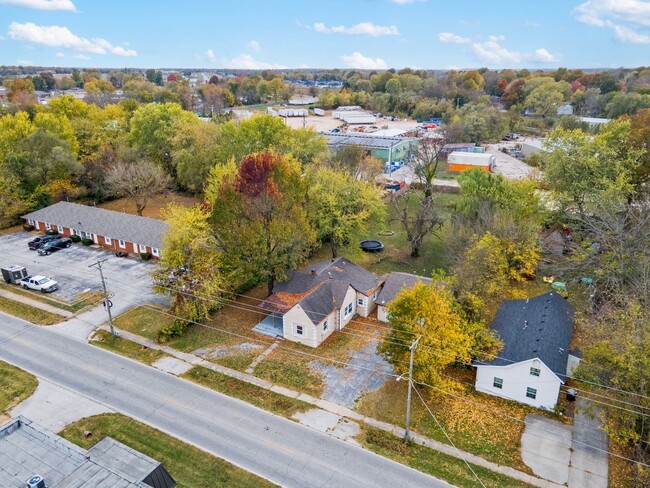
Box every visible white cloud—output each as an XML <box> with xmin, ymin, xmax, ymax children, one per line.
<box><xmin>470</xmin><ymin>35</ymin><xmax>560</xmax><ymax>65</ymax></box>
<box><xmin>7</xmin><ymin>22</ymin><xmax>137</xmax><ymax>56</ymax></box>
<box><xmin>524</xmin><ymin>20</ymin><xmax>542</xmax><ymax>28</ymax></box>
<box><xmin>0</xmin><ymin>34</ymin><xmax>4</xmax><ymax>40</ymax></box>
<box><xmin>313</xmin><ymin>22</ymin><xmax>399</xmax><ymax>36</ymax></box>
<box><xmin>0</xmin><ymin>0</ymin><xmax>75</xmax><ymax>11</ymax></box>
<box><xmin>16</xmin><ymin>59</ymin><xmax>33</xmax><ymax>65</ymax></box>
<box><xmin>247</xmin><ymin>40</ymin><xmax>260</xmax><ymax>52</ymax></box>
<box><xmin>223</xmin><ymin>54</ymin><xmax>286</xmax><ymax>70</ymax></box>
<box><xmin>533</xmin><ymin>48</ymin><xmax>560</xmax><ymax>62</ymax></box>
<box><xmin>72</xmin><ymin>53</ymin><xmax>89</xmax><ymax>60</ymax></box>
<box><xmin>340</xmin><ymin>52</ymin><xmax>387</xmax><ymax>70</ymax></box>
<box><xmin>575</xmin><ymin>0</ymin><xmax>650</xmax><ymax>27</ymax></box>
<box><xmin>574</xmin><ymin>0</ymin><xmax>650</xmax><ymax>44</ymax></box>
<box><xmin>611</xmin><ymin>23</ymin><xmax>650</xmax><ymax>43</ymax></box>
<box><xmin>55</xmin><ymin>51</ymin><xmax>64</xmax><ymax>57</ymax></box>
<box><xmin>438</xmin><ymin>32</ymin><xmax>470</xmax><ymax>44</ymax></box>
<box><xmin>206</xmin><ymin>48</ymin><xmax>216</xmax><ymax>63</ymax></box>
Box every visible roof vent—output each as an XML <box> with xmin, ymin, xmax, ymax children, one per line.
<box><xmin>327</xmin><ymin>272</ymin><xmax>332</xmax><ymax>279</ymax></box>
<box><xmin>26</xmin><ymin>475</ymin><xmax>45</xmax><ymax>488</ymax></box>
<box><xmin>310</xmin><ymin>269</ymin><xmax>316</xmax><ymax>277</ymax></box>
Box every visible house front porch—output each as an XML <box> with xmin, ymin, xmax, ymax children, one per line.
<box><xmin>252</xmin><ymin>313</ymin><xmax>284</xmax><ymax>339</ymax></box>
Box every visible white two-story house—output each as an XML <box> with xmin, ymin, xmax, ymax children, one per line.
<box><xmin>474</xmin><ymin>292</ymin><xmax>579</xmax><ymax>410</ymax></box>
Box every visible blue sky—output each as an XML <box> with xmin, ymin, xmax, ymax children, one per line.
<box><xmin>0</xmin><ymin>0</ymin><xmax>649</xmax><ymax>70</ymax></box>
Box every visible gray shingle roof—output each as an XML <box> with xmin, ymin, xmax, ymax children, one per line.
<box><xmin>324</xmin><ymin>133</ymin><xmax>416</xmax><ymax>150</ymax></box>
<box><xmin>376</xmin><ymin>272</ymin><xmax>433</xmax><ymax>306</ymax></box>
<box><xmin>481</xmin><ymin>292</ymin><xmax>575</xmax><ymax>379</ymax></box>
<box><xmin>260</xmin><ymin>257</ymin><xmax>383</xmax><ymax>325</ymax></box>
<box><xmin>23</xmin><ymin>202</ymin><xmax>169</xmax><ymax>250</ymax></box>
<box><xmin>0</xmin><ymin>417</ymin><xmax>175</xmax><ymax>488</ymax></box>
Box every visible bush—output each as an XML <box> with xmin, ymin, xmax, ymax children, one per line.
<box><xmin>140</xmin><ymin>252</ymin><xmax>152</xmax><ymax>261</ymax></box>
<box><xmin>81</xmin><ymin>238</ymin><xmax>92</xmax><ymax>246</ymax></box>
<box><xmin>158</xmin><ymin>318</ymin><xmax>189</xmax><ymax>341</ymax></box>
<box><xmin>46</xmin><ymin>229</ymin><xmax>59</xmax><ymax>235</ymax></box>
<box><xmin>70</xmin><ymin>234</ymin><xmax>81</xmax><ymax>243</ymax></box>
<box><xmin>22</xmin><ymin>224</ymin><xmax>34</xmax><ymax>232</ymax></box>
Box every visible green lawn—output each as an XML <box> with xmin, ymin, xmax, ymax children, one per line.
<box><xmin>0</xmin><ymin>295</ymin><xmax>66</xmax><ymax>325</ymax></box>
<box><xmin>113</xmin><ymin>305</ymin><xmax>173</xmax><ymax>341</ymax></box>
<box><xmin>0</xmin><ymin>360</ymin><xmax>38</xmax><ymax>413</ymax></box>
<box><xmin>91</xmin><ymin>330</ymin><xmax>167</xmax><ymax>365</ymax></box>
<box><xmin>182</xmin><ymin>366</ymin><xmax>310</xmax><ymax>418</ymax></box>
<box><xmin>0</xmin><ymin>283</ymin><xmax>103</xmax><ymax>314</ymax></box>
<box><xmin>360</xmin><ymin>427</ymin><xmax>533</xmax><ymax>488</ymax></box>
<box><xmin>59</xmin><ymin>413</ymin><xmax>277</xmax><ymax>488</ymax></box>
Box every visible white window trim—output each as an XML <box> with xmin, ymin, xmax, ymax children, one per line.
<box><xmin>57</xmin><ymin>225</ymin><xmax>63</xmax><ymax>233</ymax></box>
<box><xmin>357</xmin><ymin>298</ymin><xmax>365</xmax><ymax>306</ymax></box>
<box><xmin>526</xmin><ymin>387</ymin><xmax>537</xmax><ymax>399</ymax></box>
<box><xmin>152</xmin><ymin>248</ymin><xmax>160</xmax><ymax>256</ymax></box>
<box><xmin>372</xmin><ymin>290</ymin><xmax>378</xmax><ymax>300</ymax></box>
<box><xmin>296</xmin><ymin>325</ymin><xmax>303</xmax><ymax>335</ymax></box>
<box><xmin>28</xmin><ymin>219</ymin><xmax>34</xmax><ymax>225</ymax></box>
<box><xmin>493</xmin><ymin>377</ymin><xmax>503</xmax><ymax>389</ymax></box>
<box><xmin>530</xmin><ymin>367</ymin><xmax>541</xmax><ymax>377</ymax></box>
<box><xmin>323</xmin><ymin>319</ymin><xmax>329</xmax><ymax>332</ymax></box>
<box><xmin>45</xmin><ymin>223</ymin><xmax>51</xmax><ymax>230</ymax></box>
<box><xmin>118</xmin><ymin>239</ymin><xmax>126</xmax><ymax>248</ymax></box>
<box><xmin>344</xmin><ymin>303</ymin><xmax>353</xmax><ymax>317</ymax></box>
<box><xmin>105</xmin><ymin>236</ymin><xmax>112</xmax><ymax>245</ymax></box>
<box><xmin>139</xmin><ymin>243</ymin><xmax>147</xmax><ymax>253</ymax></box>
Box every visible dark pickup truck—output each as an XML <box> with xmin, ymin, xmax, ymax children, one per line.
<box><xmin>37</xmin><ymin>237</ymin><xmax>73</xmax><ymax>255</ymax></box>
<box><xmin>28</xmin><ymin>234</ymin><xmax>57</xmax><ymax>250</ymax></box>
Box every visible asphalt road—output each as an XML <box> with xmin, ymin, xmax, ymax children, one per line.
<box><xmin>0</xmin><ymin>315</ymin><xmax>451</xmax><ymax>488</ymax></box>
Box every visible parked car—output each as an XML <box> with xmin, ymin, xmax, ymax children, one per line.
<box><xmin>28</xmin><ymin>234</ymin><xmax>57</xmax><ymax>250</ymax></box>
<box><xmin>20</xmin><ymin>275</ymin><xmax>59</xmax><ymax>293</ymax></box>
<box><xmin>37</xmin><ymin>237</ymin><xmax>72</xmax><ymax>255</ymax></box>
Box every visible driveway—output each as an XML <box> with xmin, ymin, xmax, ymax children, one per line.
<box><xmin>485</xmin><ymin>143</ymin><xmax>538</xmax><ymax>180</ymax></box>
<box><xmin>569</xmin><ymin>398</ymin><xmax>608</xmax><ymax>487</ymax></box>
<box><xmin>0</xmin><ymin>232</ymin><xmax>169</xmax><ymax>339</ymax></box>
<box><xmin>521</xmin><ymin>414</ymin><xmax>572</xmax><ymax>484</ymax></box>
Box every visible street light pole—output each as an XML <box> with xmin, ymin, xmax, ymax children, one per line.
<box><xmin>404</xmin><ymin>335</ymin><xmax>421</xmax><ymax>442</ymax></box>
<box><xmin>89</xmin><ymin>259</ymin><xmax>118</xmax><ymax>338</ymax></box>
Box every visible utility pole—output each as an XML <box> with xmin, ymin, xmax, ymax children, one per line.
<box><xmin>89</xmin><ymin>259</ymin><xmax>118</xmax><ymax>338</ymax></box>
<box><xmin>404</xmin><ymin>335</ymin><xmax>421</xmax><ymax>442</ymax></box>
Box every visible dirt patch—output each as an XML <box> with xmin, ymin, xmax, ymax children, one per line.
<box><xmin>192</xmin><ymin>342</ymin><xmax>263</xmax><ymax>360</ymax></box>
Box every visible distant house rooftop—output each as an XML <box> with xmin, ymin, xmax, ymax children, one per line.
<box><xmin>376</xmin><ymin>272</ymin><xmax>433</xmax><ymax>306</ymax></box>
<box><xmin>0</xmin><ymin>417</ymin><xmax>176</xmax><ymax>488</ymax></box>
<box><xmin>23</xmin><ymin>202</ymin><xmax>168</xmax><ymax>250</ymax></box>
<box><xmin>323</xmin><ymin>133</ymin><xmax>416</xmax><ymax>150</ymax></box>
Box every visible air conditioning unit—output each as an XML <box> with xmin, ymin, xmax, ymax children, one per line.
<box><xmin>26</xmin><ymin>475</ymin><xmax>45</xmax><ymax>488</ymax></box>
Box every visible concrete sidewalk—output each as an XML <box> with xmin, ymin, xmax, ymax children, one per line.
<box><xmin>105</xmin><ymin>327</ymin><xmax>563</xmax><ymax>488</ymax></box>
<box><xmin>0</xmin><ymin>289</ymin><xmax>72</xmax><ymax>317</ymax></box>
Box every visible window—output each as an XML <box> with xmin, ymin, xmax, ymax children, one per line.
<box><xmin>530</xmin><ymin>367</ymin><xmax>541</xmax><ymax>377</ymax></box>
<box><xmin>118</xmin><ymin>239</ymin><xmax>126</xmax><ymax>248</ymax></box>
<box><xmin>105</xmin><ymin>237</ymin><xmax>112</xmax><ymax>245</ymax></box>
<box><xmin>344</xmin><ymin>303</ymin><xmax>353</xmax><ymax>317</ymax></box>
<box><xmin>57</xmin><ymin>225</ymin><xmax>63</xmax><ymax>233</ymax></box>
<box><xmin>139</xmin><ymin>243</ymin><xmax>147</xmax><ymax>253</ymax></box>
<box><xmin>45</xmin><ymin>223</ymin><xmax>51</xmax><ymax>230</ymax></box>
<box><xmin>28</xmin><ymin>219</ymin><xmax>34</xmax><ymax>225</ymax></box>
<box><xmin>152</xmin><ymin>248</ymin><xmax>160</xmax><ymax>257</ymax></box>
<box><xmin>372</xmin><ymin>290</ymin><xmax>378</xmax><ymax>300</ymax></box>
<box><xmin>323</xmin><ymin>319</ymin><xmax>329</xmax><ymax>332</ymax></box>
<box><xmin>357</xmin><ymin>298</ymin><xmax>364</xmax><ymax>306</ymax></box>
<box><xmin>526</xmin><ymin>387</ymin><xmax>537</xmax><ymax>399</ymax></box>
<box><xmin>493</xmin><ymin>377</ymin><xmax>503</xmax><ymax>389</ymax></box>
<box><xmin>296</xmin><ymin>325</ymin><xmax>303</xmax><ymax>335</ymax></box>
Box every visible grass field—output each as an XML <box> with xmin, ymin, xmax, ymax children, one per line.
<box><xmin>356</xmin><ymin>368</ymin><xmax>542</xmax><ymax>473</ymax></box>
<box><xmin>0</xmin><ymin>295</ymin><xmax>66</xmax><ymax>325</ymax></box>
<box><xmin>182</xmin><ymin>366</ymin><xmax>310</xmax><ymax>418</ymax></box>
<box><xmin>0</xmin><ymin>283</ymin><xmax>103</xmax><ymax>314</ymax></box>
<box><xmin>0</xmin><ymin>360</ymin><xmax>38</xmax><ymax>413</ymax></box>
<box><xmin>96</xmin><ymin>192</ymin><xmax>202</xmax><ymax>220</ymax></box>
<box><xmin>59</xmin><ymin>413</ymin><xmax>277</xmax><ymax>488</ymax></box>
<box><xmin>91</xmin><ymin>329</ymin><xmax>167</xmax><ymax>365</ymax></box>
<box><xmin>360</xmin><ymin>427</ymin><xmax>533</xmax><ymax>488</ymax></box>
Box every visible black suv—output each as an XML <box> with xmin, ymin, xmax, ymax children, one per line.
<box><xmin>37</xmin><ymin>237</ymin><xmax>73</xmax><ymax>255</ymax></box>
<box><xmin>28</xmin><ymin>234</ymin><xmax>58</xmax><ymax>250</ymax></box>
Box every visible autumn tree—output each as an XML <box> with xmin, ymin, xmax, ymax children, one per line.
<box><xmin>153</xmin><ymin>204</ymin><xmax>225</xmax><ymax>338</ymax></box>
<box><xmin>104</xmin><ymin>159</ymin><xmax>172</xmax><ymax>216</ymax></box>
<box><xmin>307</xmin><ymin>167</ymin><xmax>385</xmax><ymax>258</ymax></box>
<box><xmin>210</xmin><ymin>152</ymin><xmax>315</xmax><ymax>294</ymax></box>
<box><xmin>172</xmin><ymin>120</ymin><xmax>220</xmax><ymax>192</ymax></box>
<box><xmin>379</xmin><ymin>282</ymin><xmax>481</xmax><ymax>390</ymax></box>
<box><xmin>128</xmin><ymin>103</ymin><xmax>199</xmax><ymax>174</ymax></box>
<box><xmin>328</xmin><ymin>144</ymin><xmax>383</xmax><ymax>181</ymax></box>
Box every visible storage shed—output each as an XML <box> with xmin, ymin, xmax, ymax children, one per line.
<box><xmin>447</xmin><ymin>151</ymin><xmax>495</xmax><ymax>173</ymax></box>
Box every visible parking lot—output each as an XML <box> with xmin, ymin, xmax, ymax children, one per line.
<box><xmin>0</xmin><ymin>231</ymin><xmax>164</xmax><ymax>309</ymax></box>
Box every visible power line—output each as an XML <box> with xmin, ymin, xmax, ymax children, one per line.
<box><xmin>412</xmin><ymin>385</ymin><xmax>487</xmax><ymax>488</ymax></box>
